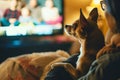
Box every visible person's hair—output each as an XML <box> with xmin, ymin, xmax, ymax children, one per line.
<box><xmin>105</xmin><ymin>0</ymin><xmax>120</xmax><ymax>28</ymax></box>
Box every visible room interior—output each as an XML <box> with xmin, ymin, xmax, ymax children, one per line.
<box><xmin>0</xmin><ymin>0</ymin><xmax>108</xmax><ymax>63</ymax></box>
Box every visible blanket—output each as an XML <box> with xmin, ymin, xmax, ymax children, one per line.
<box><xmin>0</xmin><ymin>50</ymin><xmax>70</xmax><ymax>80</ymax></box>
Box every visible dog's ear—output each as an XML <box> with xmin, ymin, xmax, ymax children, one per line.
<box><xmin>79</xmin><ymin>9</ymin><xmax>88</xmax><ymax>28</ymax></box>
<box><xmin>88</xmin><ymin>8</ymin><xmax>98</xmax><ymax>23</ymax></box>
<box><xmin>79</xmin><ymin>9</ymin><xmax>88</xmax><ymax>37</ymax></box>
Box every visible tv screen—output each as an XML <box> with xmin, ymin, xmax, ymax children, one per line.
<box><xmin>0</xmin><ymin>0</ymin><xmax>63</xmax><ymax>37</ymax></box>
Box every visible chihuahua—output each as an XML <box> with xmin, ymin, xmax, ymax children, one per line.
<box><xmin>52</xmin><ymin>8</ymin><xmax>105</xmax><ymax>79</ymax></box>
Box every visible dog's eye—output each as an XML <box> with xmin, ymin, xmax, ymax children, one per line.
<box><xmin>73</xmin><ymin>23</ymin><xmax>78</xmax><ymax>30</ymax></box>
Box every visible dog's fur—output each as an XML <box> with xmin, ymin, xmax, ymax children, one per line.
<box><xmin>52</xmin><ymin>8</ymin><xmax>105</xmax><ymax>79</ymax></box>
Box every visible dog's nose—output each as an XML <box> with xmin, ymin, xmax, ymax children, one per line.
<box><xmin>65</xmin><ymin>25</ymin><xmax>69</xmax><ymax>28</ymax></box>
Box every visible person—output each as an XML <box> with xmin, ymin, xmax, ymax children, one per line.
<box><xmin>26</xmin><ymin>0</ymin><xmax>43</xmax><ymax>25</ymax></box>
<box><xmin>0</xmin><ymin>0</ymin><xmax>21</xmax><ymax>26</ymax></box>
<box><xmin>78</xmin><ymin>0</ymin><xmax>120</xmax><ymax>79</ymax></box>
<box><xmin>41</xmin><ymin>0</ymin><xmax>62</xmax><ymax>25</ymax></box>
<box><xmin>18</xmin><ymin>7</ymin><xmax>35</xmax><ymax>27</ymax></box>
<box><xmin>45</xmin><ymin>0</ymin><xmax>120</xmax><ymax>80</ymax></box>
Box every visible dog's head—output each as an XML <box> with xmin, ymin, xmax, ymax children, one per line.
<box><xmin>65</xmin><ymin>8</ymin><xmax>98</xmax><ymax>40</ymax></box>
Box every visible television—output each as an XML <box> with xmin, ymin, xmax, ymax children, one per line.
<box><xmin>0</xmin><ymin>0</ymin><xmax>64</xmax><ymax>48</ymax></box>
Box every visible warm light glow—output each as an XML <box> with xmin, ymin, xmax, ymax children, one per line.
<box><xmin>93</xmin><ymin>0</ymin><xmax>100</xmax><ymax>4</ymax></box>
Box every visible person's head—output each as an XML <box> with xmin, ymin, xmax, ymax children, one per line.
<box><xmin>21</xmin><ymin>7</ymin><xmax>31</xmax><ymax>17</ymax></box>
<box><xmin>29</xmin><ymin>0</ymin><xmax>38</xmax><ymax>8</ymax></box>
<box><xmin>101</xmin><ymin>0</ymin><xmax>120</xmax><ymax>32</ymax></box>
<box><xmin>10</xmin><ymin>0</ymin><xmax>19</xmax><ymax>9</ymax></box>
<box><xmin>45</xmin><ymin>0</ymin><xmax>54</xmax><ymax>8</ymax></box>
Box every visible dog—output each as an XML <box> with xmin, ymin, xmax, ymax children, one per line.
<box><xmin>51</xmin><ymin>8</ymin><xmax>105</xmax><ymax>79</ymax></box>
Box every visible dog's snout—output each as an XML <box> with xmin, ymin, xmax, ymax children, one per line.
<box><xmin>65</xmin><ymin>25</ymin><xmax>69</xmax><ymax>28</ymax></box>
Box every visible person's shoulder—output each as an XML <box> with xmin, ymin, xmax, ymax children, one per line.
<box><xmin>4</xmin><ymin>8</ymin><xmax>10</xmax><ymax>12</ymax></box>
<box><xmin>95</xmin><ymin>52</ymin><xmax>120</xmax><ymax>66</ymax></box>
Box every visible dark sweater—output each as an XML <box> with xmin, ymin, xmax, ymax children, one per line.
<box><xmin>45</xmin><ymin>52</ymin><xmax>120</xmax><ymax>80</ymax></box>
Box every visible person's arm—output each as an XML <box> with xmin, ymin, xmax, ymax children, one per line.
<box><xmin>3</xmin><ymin>9</ymin><xmax>9</xmax><ymax>18</ymax></box>
<box><xmin>16</xmin><ymin>10</ymin><xmax>21</xmax><ymax>20</ymax></box>
<box><xmin>78</xmin><ymin>52</ymin><xmax>120</xmax><ymax>80</ymax></box>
